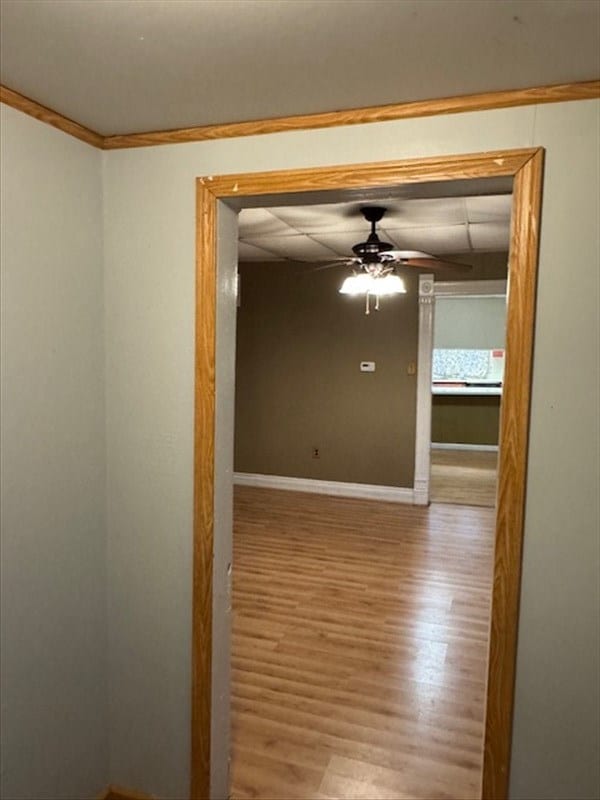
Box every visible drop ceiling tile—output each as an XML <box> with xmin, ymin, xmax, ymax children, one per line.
<box><xmin>308</xmin><ymin>231</ymin><xmax>369</xmax><ymax>256</ymax></box>
<box><xmin>239</xmin><ymin>196</ymin><xmax>510</xmax><ymax>262</ymax></box>
<box><xmin>238</xmin><ymin>241</ymin><xmax>280</xmax><ymax>261</ymax></box>
<box><xmin>242</xmin><ymin>235</ymin><xmax>339</xmax><ymax>262</ymax></box>
<box><xmin>469</xmin><ymin>222</ymin><xmax>511</xmax><ymax>251</ymax></box>
<box><xmin>383</xmin><ymin>197</ymin><xmax>467</xmax><ymax>228</ymax></box>
<box><xmin>267</xmin><ymin>203</ymin><xmax>368</xmax><ymax>234</ymax></box>
<box><xmin>465</xmin><ymin>195</ymin><xmax>512</xmax><ymax>223</ymax></box>
<box><xmin>312</xmin><ymin>225</ymin><xmax>472</xmax><ymax>257</ymax></box>
<box><xmin>268</xmin><ymin>197</ymin><xmax>468</xmax><ymax>233</ymax></box>
<box><xmin>238</xmin><ymin>208</ymin><xmax>294</xmax><ymax>237</ymax></box>
<box><xmin>387</xmin><ymin>225</ymin><xmax>471</xmax><ymax>254</ymax></box>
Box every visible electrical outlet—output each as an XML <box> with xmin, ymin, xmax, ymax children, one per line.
<box><xmin>407</xmin><ymin>361</ymin><xmax>417</xmax><ymax>375</ymax></box>
<box><xmin>312</xmin><ymin>448</ymin><xmax>320</xmax><ymax>459</ymax></box>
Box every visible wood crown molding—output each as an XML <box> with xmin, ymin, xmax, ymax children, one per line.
<box><xmin>102</xmin><ymin>80</ymin><xmax>600</xmax><ymax>149</ymax></box>
<box><xmin>1</xmin><ymin>80</ymin><xmax>598</xmax><ymax>151</ymax></box>
<box><xmin>0</xmin><ymin>85</ymin><xmax>104</xmax><ymax>149</ymax></box>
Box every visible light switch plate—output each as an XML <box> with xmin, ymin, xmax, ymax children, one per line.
<box><xmin>360</xmin><ymin>361</ymin><xmax>376</xmax><ymax>372</ymax></box>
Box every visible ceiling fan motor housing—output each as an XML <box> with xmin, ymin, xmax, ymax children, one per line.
<box><xmin>352</xmin><ymin>206</ymin><xmax>394</xmax><ymax>262</ymax></box>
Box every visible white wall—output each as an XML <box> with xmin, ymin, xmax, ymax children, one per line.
<box><xmin>102</xmin><ymin>98</ymin><xmax>599</xmax><ymax>800</ymax></box>
<box><xmin>509</xmin><ymin>100</ymin><xmax>600</xmax><ymax>800</ymax></box>
<box><xmin>0</xmin><ymin>105</ymin><xmax>107</xmax><ymax>798</ymax></box>
<box><xmin>1</xmin><ymin>94</ymin><xmax>595</xmax><ymax>800</ymax></box>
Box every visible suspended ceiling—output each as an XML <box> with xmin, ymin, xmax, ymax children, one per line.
<box><xmin>1</xmin><ymin>0</ymin><xmax>599</xmax><ymax>136</ymax></box>
<box><xmin>239</xmin><ymin>194</ymin><xmax>512</xmax><ymax>263</ymax></box>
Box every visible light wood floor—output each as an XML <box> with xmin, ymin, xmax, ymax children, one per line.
<box><xmin>231</xmin><ymin>487</ymin><xmax>495</xmax><ymax>800</ymax></box>
<box><xmin>430</xmin><ymin>449</ymin><xmax>498</xmax><ymax>507</ymax></box>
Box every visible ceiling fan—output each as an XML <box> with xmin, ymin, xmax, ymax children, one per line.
<box><xmin>316</xmin><ymin>206</ymin><xmax>472</xmax><ymax>314</ymax></box>
<box><xmin>325</xmin><ymin>205</ymin><xmax>473</xmax><ymax>275</ymax></box>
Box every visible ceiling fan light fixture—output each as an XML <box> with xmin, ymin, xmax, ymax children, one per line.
<box><xmin>339</xmin><ymin>272</ymin><xmax>406</xmax><ymax>297</ymax></box>
<box><xmin>339</xmin><ymin>273</ymin><xmax>375</xmax><ymax>295</ymax></box>
<box><xmin>372</xmin><ymin>274</ymin><xmax>407</xmax><ymax>296</ymax></box>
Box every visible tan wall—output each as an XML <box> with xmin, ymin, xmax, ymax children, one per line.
<box><xmin>235</xmin><ymin>262</ymin><xmax>419</xmax><ymax>487</ymax></box>
<box><xmin>441</xmin><ymin>250</ymin><xmax>508</xmax><ymax>281</ymax></box>
<box><xmin>432</xmin><ymin>395</ymin><xmax>500</xmax><ymax>445</ymax></box>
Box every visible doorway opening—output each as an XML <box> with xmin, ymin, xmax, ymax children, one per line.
<box><xmin>192</xmin><ymin>149</ymin><xmax>543</xmax><ymax>800</ymax></box>
<box><xmin>429</xmin><ymin>274</ymin><xmax>509</xmax><ymax>507</ymax></box>
<box><xmin>229</xmin><ymin>189</ymin><xmax>511</xmax><ymax>798</ymax></box>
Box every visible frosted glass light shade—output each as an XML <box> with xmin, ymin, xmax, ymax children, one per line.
<box><xmin>372</xmin><ymin>274</ymin><xmax>407</xmax><ymax>296</ymax></box>
<box><xmin>339</xmin><ymin>273</ymin><xmax>406</xmax><ymax>296</ymax></box>
<box><xmin>339</xmin><ymin>273</ymin><xmax>375</xmax><ymax>295</ymax></box>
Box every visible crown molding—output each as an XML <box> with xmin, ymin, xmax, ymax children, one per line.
<box><xmin>0</xmin><ymin>85</ymin><xmax>104</xmax><ymax>148</ymax></box>
<box><xmin>101</xmin><ymin>79</ymin><xmax>600</xmax><ymax>149</ymax></box>
<box><xmin>1</xmin><ymin>80</ymin><xmax>598</xmax><ymax>151</ymax></box>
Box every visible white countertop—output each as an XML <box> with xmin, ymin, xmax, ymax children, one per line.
<box><xmin>432</xmin><ymin>385</ymin><xmax>502</xmax><ymax>396</ymax></box>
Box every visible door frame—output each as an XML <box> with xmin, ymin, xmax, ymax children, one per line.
<box><xmin>413</xmin><ymin>273</ymin><xmax>436</xmax><ymax>505</ymax></box>
<box><xmin>192</xmin><ymin>148</ymin><xmax>544</xmax><ymax>800</ymax></box>
<box><xmin>415</xmin><ymin>278</ymin><xmax>510</xmax><ymax>502</ymax></box>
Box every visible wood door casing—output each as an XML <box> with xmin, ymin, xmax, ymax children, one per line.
<box><xmin>193</xmin><ymin>148</ymin><xmax>544</xmax><ymax>800</ymax></box>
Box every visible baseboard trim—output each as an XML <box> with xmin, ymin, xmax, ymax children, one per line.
<box><xmin>431</xmin><ymin>442</ymin><xmax>499</xmax><ymax>452</ymax></box>
<box><xmin>234</xmin><ymin>472</ymin><xmax>415</xmax><ymax>504</ymax></box>
<box><xmin>98</xmin><ymin>785</ymin><xmax>156</xmax><ymax>800</ymax></box>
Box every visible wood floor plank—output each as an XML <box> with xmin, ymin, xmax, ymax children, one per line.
<box><xmin>231</xmin><ymin>487</ymin><xmax>494</xmax><ymax>799</ymax></box>
<box><xmin>322</xmin><ymin>754</ymin><xmax>479</xmax><ymax>799</ymax></box>
<box><xmin>233</xmin><ymin>708</ymin><xmax>482</xmax><ymax>777</ymax></box>
<box><xmin>430</xmin><ymin>449</ymin><xmax>498</xmax><ymax>507</ymax></box>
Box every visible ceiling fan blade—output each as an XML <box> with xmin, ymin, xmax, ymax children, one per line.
<box><xmin>382</xmin><ymin>250</ymin><xmax>433</xmax><ymax>260</ymax></box>
<box><xmin>399</xmin><ymin>257</ymin><xmax>473</xmax><ymax>272</ymax></box>
<box><xmin>305</xmin><ymin>258</ymin><xmax>359</xmax><ymax>273</ymax></box>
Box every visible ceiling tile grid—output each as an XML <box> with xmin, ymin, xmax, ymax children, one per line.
<box><xmin>241</xmin><ymin>235</ymin><xmax>340</xmax><ymax>262</ymax></box>
<box><xmin>469</xmin><ymin>222</ymin><xmax>512</xmax><ymax>251</ymax></box>
<box><xmin>238</xmin><ymin>195</ymin><xmax>512</xmax><ymax>262</ymax></box>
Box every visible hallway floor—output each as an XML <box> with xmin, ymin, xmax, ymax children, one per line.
<box><xmin>231</xmin><ymin>486</ymin><xmax>495</xmax><ymax>799</ymax></box>
<box><xmin>430</xmin><ymin>448</ymin><xmax>498</xmax><ymax>507</ymax></box>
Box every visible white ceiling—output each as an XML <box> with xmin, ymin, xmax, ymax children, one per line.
<box><xmin>239</xmin><ymin>194</ymin><xmax>512</xmax><ymax>263</ymax></box>
<box><xmin>1</xmin><ymin>0</ymin><xmax>599</xmax><ymax>136</ymax></box>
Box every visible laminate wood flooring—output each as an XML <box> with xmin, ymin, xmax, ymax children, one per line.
<box><xmin>430</xmin><ymin>449</ymin><xmax>498</xmax><ymax>508</ymax></box>
<box><xmin>231</xmin><ymin>487</ymin><xmax>495</xmax><ymax>799</ymax></box>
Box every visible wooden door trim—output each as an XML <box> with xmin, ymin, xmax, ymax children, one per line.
<box><xmin>193</xmin><ymin>147</ymin><xmax>544</xmax><ymax>799</ymax></box>
<box><xmin>481</xmin><ymin>150</ymin><xmax>543</xmax><ymax>798</ymax></box>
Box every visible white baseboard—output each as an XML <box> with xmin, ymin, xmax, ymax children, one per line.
<box><xmin>431</xmin><ymin>442</ymin><xmax>498</xmax><ymax>452</ymax></box>
<box><xmin>234</xmin><ymin>472</ymin><xmax>415</xmax><ymax>504</ymax></box>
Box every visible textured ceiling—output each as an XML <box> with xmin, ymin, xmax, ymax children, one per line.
<box><xmin>239</xmin><ymin>195</ymin><xmax>512</xmax><ymax>263</ymax></box>
<box><xmin>1</xmin><ymin>0</ymin><xmax>599</xmax><ymax>135</ymax></box>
